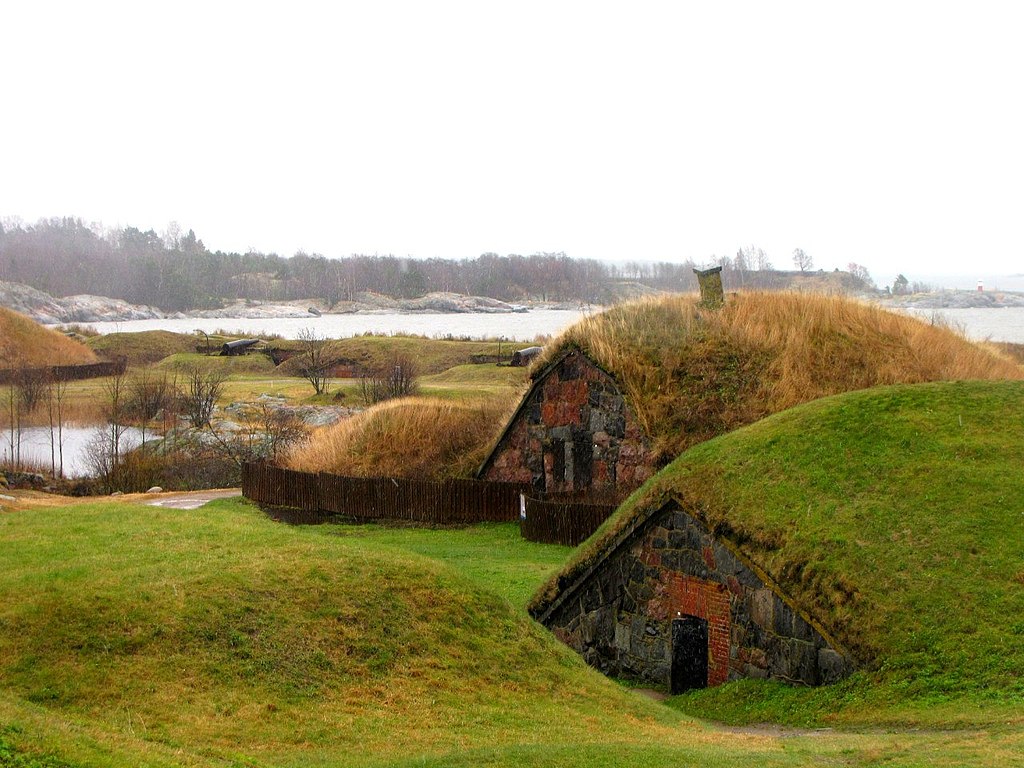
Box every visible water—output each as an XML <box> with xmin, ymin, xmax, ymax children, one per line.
<box><xmin>69</xmin><ymin>305</ymin><xmax>1024</xmax><ymax>344</ymax></box>
<box><xmin>900</xmin><ymin>307</ymin><xmax>1024</xmax><ymax>343</ymax></box>
<box><xmin>2</xmin><ymin>425</ymin><xmax>145</xmax><ymax>478</ymax></box>
<box><xmin>70</xmin><ymin>308</ymin><xmax>592</xmax><ymax>342</ymax></box>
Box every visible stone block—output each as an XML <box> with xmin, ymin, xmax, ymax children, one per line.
<box><xmin>750</xmin><ymin>588</ymin><xmax>775</xmax><ymax>630</ymax></box>
<box><xmin>818</xmin><ymin>648</ymin><xmax>849</xmax><ymax>685</ymax></box>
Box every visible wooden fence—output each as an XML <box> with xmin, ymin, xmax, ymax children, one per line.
<box><xmin>0</xmin><ymin>358</ymin><xmax>127</xmax><ymax>386</ymax></box>
<box><xmin>242</xmin><ymin>462</ymin><xmax>529</xmax><ymax>525</ymax></box>
<box><xmin>520</xmin><ymin>496</ymin><xmax>618</xmax><ymax>546</ymax></box>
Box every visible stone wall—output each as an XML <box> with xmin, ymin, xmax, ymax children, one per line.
<box><xmin>540</xmin><ymin>502</ymin><xmax>851</xmax><ymax>689</ymax></box>
<box><xmin>482</xmin><ymin>350</ymin><xmax>656</xmax><ymax>495</ymax></box>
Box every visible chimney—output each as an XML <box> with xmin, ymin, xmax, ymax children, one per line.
<box><xmin>694</xmin><ymin>266</ymin><xmax>725</xmax><ymax>309</ymax></box>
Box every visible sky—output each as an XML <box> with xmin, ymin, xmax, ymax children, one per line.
<box><xmin>2</xmin><ymin>1</ymin><xmax>1023</xmax><ymax>289</ymax></box>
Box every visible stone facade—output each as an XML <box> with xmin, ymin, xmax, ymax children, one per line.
<box><xmin>535</xmin><ymin>502</ymin><xmax>851</xmax><ymax>690</ymax></box>
<box><xmin>480</xmin><ymin>350</ymin><xmax>656</xmax><ymax>496</ymax></box>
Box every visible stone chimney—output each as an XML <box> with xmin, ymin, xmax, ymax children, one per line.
<box><xmin>694</xmin><ymin>266</ymin><xmax>724</xmax><ymax>309</ymax></box>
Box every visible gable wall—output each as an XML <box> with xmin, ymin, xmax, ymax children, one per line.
<box><xmin>482</xmin><ymin>351</ymin><xmax>656</xmax><ymax>495</ymax></box>
<box><xmin>542</xmin><ymin>504</ymin><xmax>851</xmax><ymax>689</ymax></box>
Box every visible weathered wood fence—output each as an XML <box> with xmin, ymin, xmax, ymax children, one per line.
<box><xmin>520</xmin><ymin>496</ymin><xmax>619</xmax><ymax>546</ymax></box>
<box><xmin>0</xmin><ymin>358</ymin><xmax>127</xmax><ymax>385</ymax></box>
<box><xmin>242</xmin><ymin>462</ymin><xmax>530</xmax><ymax>525</ymax></box>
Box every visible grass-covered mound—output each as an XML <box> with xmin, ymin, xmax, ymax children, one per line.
<box><xmin>84</xmin><ymin>329</ymin><xmax>198</xmax><ymax>364</ymax></box>
<box><xmin>0</xmin><ymin>498</ymin><xmax>796</xmax><ymax>767</ymax></box>
<box><xmin>533</xmin><ymin>292</ymin><xmax>1022</xmax><ymax>461</ymax></box>
<box><xmin>532</xmin><ymin>380</ymin><xmax>1024</xmax><ymax>725</ymax></box>
<box><xmin>275</xmin><ymin>334</ymin><xmax>510</xmax><ymax>378</ymax></box>
<box><xmin>0</xmin><ymin>307</ymin><xmax>97</xmax><ymax>367</ymax></box>
<box><xmin>286</xmin><ymin>396</ymin><xmax>515</xmax><ymax>479</ymax></box>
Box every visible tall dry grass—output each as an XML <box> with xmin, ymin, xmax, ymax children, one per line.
<box><xmin>0</xmin><ymin>307</ymin><xmax>97</xmax><ymax>367</ymax></box>
<box><xmin>285</xmin><ymin>396</ymin><xmax>516</xmax><ymax>480</ymax></box>
<box><xmin>534</xmin><ymin>292</ymin><xmax>1023</xmax><ymax>460</ymax></box>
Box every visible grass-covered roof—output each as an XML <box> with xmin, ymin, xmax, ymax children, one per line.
<box><xmin>531</xmin><ymin>380</ymin><xmax>1024</xmax><ymax>721</ymax></box>
<box><xmin>530</xmin><ymin>292</ymin><xmax>1022</xmax><ymax>462</ymax></box>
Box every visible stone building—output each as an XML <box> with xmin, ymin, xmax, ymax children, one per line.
<box><xmin>529</xmin><ymin>501</ymin><xmax>852</xmax><ymax>692</ymax></box>
<box><xmin>478</xmin><ymin>348</ymin><xmax>657</xmax><ymax>497</ymax></box>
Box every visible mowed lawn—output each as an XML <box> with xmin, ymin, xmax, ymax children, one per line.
<box><xmin>0</xmin><ymin>496</ymin><xmax>1020</xmax><ymax>767</ymax></box>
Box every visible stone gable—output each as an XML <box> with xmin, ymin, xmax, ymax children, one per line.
<box><xmin>481</xmin><ymin>350</ymin><xmax>656</xmax><ymax>495</ymax></box>
<box><xmin>537</xmin><ymin>502</ymin><xmax>851</xmax><ymax>691</ymax></box>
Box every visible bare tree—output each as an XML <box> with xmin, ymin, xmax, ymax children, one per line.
<box><xmin>792</xmin><ymin>248</ymin><xmax>813</xmax><ymax>273</ymax></box>
<box><xmin>129</xmin><ymin>370</ymin><xmax>172</xmax><ymax>446</ymax></box>
<box><xmin>358</xmin><ymin>354</ymin><xmax>419</xmax><ymax>404</ymax></box>
<box><xmin>297</xmin><ymin>328</ymin><xmax>335</xmax><ymax>395</ymax></box>
<box><xmin>179</xmin><ymin>365</ymin><xmax>227</xmax><ymax>428</ymax></box>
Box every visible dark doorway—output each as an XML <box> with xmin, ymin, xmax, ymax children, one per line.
<box><xmin>671</xmin><ymin>615</ymin><xmax>709</xmax><ymax>694</ymax></box>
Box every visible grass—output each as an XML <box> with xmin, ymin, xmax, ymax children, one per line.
<box><xmin>533</xmin><ymin>292</ymin><xmax>1023</xmax><ymax>461</ymax></box>
<box><xmin>84</xmin><ymin>330</ymin><xmax>198</xmax><ymax>365</ymax></box>
<box><xmin>285</xmin><ymin>396</ymin><xmax>518</xmax><ymax>479</ymax></box>
<box><xmin>154</xmin><ymin>351</ymin><xmax>277</xmax><ymax>374</ymax></box>
<box><xmin>1</xmin><ymin>496</ymin><xmax>1023</xmax><ymax>765</ymax></box>
<box><xmin>275</xmin><ymin>335</ymin><xmax>517</xmax><ymax>377</ymax></box>
<box><xmin>0</xmin><ymin>308</ymin><xmax>97</xmax><ymax>368</ymax></box>
<box><xmin>532</xmin><ymin>380</ymin><xmax>1024</xmax><ymax>727</ymax></box>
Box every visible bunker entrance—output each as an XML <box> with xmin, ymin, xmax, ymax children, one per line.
<box><xmin>671</xmin><ymin>615</ymin><xmax>709</xmax><ymax>694</ymax></box>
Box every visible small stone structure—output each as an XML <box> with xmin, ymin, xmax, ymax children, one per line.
<box><xmin>532</xmin><ymin>501</ymin><xmax>851</xmax><ymax>691</ymax></box>
<box><xmin>479</xmin><ymin>349</ymin><xmax>656</xmax><ymax>496</ymax></box>
<box><xmin>694</xmin><ymin>266</ymin><xmax>724</xmax><ymax>309</ymax></box>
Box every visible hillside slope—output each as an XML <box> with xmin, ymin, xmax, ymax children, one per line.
<box><xmin>532</xmin><ymin>380</ymin><xmax>1024</xmax><ymax>724</ymax></box>
<box><xmin>0</xmin><ymin>306</ymin><xmax>97</xmax><ymax>367</ymax></box>
<box><xmin>533</xmin><ymin>292</ymin><xmax>1022</xmax><ymax>461</ymax></box>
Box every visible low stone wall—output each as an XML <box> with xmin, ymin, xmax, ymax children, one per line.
<box><xmin>539</xmin><ymin>502</ymin><xmax>851</xmax><ymax>689</ymax></box>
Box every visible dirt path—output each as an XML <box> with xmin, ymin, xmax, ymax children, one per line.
<box><xmin>144</xmin><ymin>488</ymin><xmax>241</xmax><ymax>510</ymax></box>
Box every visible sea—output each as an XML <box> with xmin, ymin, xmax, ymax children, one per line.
<box><xmin>70</xmin><ymin>306</ymin><xmax>1024</xmax><ymax>344</ymax></box>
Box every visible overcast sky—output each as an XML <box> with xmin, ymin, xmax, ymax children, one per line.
<box><xmin>3</xmin><ymin>1</ymin><xmax>1022</xmax><ymax>288</ymax></box>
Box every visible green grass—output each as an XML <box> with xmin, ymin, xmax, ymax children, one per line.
<box><xmin>155</xmin><ymin>351</ymin><xmax>277</xmax><ymax>374</ymax></box>
<box><xmin>276</xmin><ymin>335</ymin><xmax>513</xmax><ymax>378</ymax></box>
<box><xmin>536</xmin><ymin>380</ymin><xmax>1024</xmax><ymax>728</ymax></box>
<box><xmin>1</xmin><ymin>496</ymin><xmax>1023</xmax><ymax>765</ymax></box>
<box><xmin>85</xmin><ymin>330</ymin><xmax>198</xmax><ymax>365</ymax></box>
<box><xmin>0</xmin><ymin>498</ymin><xmax>725</xmax><ymax>766</ymax></box>
<box><xmin>327</xmin><ymin>522</ymin><xmax>570</xmax><ymax>608</ymax></box>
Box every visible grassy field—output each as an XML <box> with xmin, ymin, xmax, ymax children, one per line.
<box><xmin>534</xmin><ymin>380</ymin><xmax>1024</xmax><ymax>730</ymax></box>
<box><xmin>2</xmin><ymin>496</ymin><xmax>1023</xmax><ymax>766</ymax></box>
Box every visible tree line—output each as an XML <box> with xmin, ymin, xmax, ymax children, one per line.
<box><xmin>0</xmin><ymin>217</ymin><xmax>875</xmax><ymax>312</ymax></box>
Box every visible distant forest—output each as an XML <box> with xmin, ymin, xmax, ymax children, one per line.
<box><xmin>0</xmin><ymin>217</ymin><xmax>875</xmax><ymax>312</ymax></box>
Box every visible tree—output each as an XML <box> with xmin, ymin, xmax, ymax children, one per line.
<box><xmin>792</xmin><ymin>248</ymin><xmax>813</xmax><ymax>272</ymax></box>
<box><xmin>847</xmin><ymin>263</ymin><xmax>875</xmax><ymax>288</ymax></box>
<box><xmin>357</xmin><ymin>354</ymin><xmax>419</xmax><ymax>404</ymax></box>
<box><xmin>893</xmin><ymin>274</ymin><xmax>910</xmax><ymax>295</ymax></box>
<box><xmin>179</xmin><ymin>366</ymin><xmax>226</xmax><ymax>428</ymax></box>
<box><xmin>297</xmin><ymin>328</ymin><xmax>335</xmax><ymax>395</ymax></box>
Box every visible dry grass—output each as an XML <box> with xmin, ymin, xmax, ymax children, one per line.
<box><xmin>286</xmin><ymin>396</ymin><xmax>516</xmax><ymax>480</ymax></box>
<box><xmin>0</xmin><ymin>307</ymin><xmax>97</xmax><ymax>367</ymax></box>
<box><xmin>534</xmin><ymin>292</ymin><xmax>1023</xmax><ymax>460</ymax></box>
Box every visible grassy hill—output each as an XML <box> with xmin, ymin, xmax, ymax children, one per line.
<box><xmin>532</xmin><ymin>380</ymin><xmax>1024</xmax><ymax>727</ymax></box>
<box><xmin>0</xmin><ymin>307</ymin><xmax>97</xmax><ymax>367</ymax></box>
<box><xmin>275</xmin><ymin>334</ymin><xmax>513</xmax><ymax>377</ymax></box>
<box><xmin>1</xmin><ymin>496</ymin><xmax>1022</xmax><ymax>765</ymax></box>
<box><xmin>0</xmin><ymin>498</ymin><xmax>789</xmax><ymax>767</ymax></box>
<box><xmin>533</xmin><ymin>292</ymin><xmax>1023</xmax><ymax>461</ymax></box>
<box><xmin>286</xmin><ymin>396</ymin><xmax>516</xmax><ymax>479</ymax></box>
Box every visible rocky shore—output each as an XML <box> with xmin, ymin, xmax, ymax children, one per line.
<box><xmin>0</xmin><ymin>281</ymin><xmax>534</xmax><ymax>324</ymax></box>
<box><xmin>877</xmin><ymin>289</ymin><xmax>1024</xmax><ymax>309</ymax></box>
